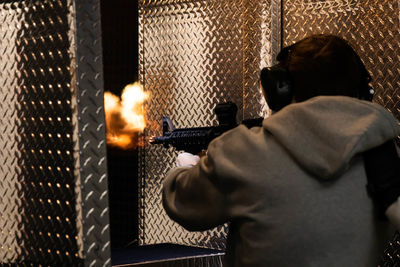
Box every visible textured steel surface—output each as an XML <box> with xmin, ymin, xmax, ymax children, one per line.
<box><xmin>114</xmin><ymin>254</ymin><xmax>224</xmax><ymax>267</ymax></box>
<box><xmin>0</xmin><ymin>2</ymin><xmax>25</xmax><ymax>263</ymax></box>
<box><xmin>0</xmin><ymin>0</ymin><xmax>82</xmax><ymax>265</ymax></box>
<box><xmin>74</xmin><ymin>0</ymin><xmax>111</xmax><ymax>266</ymax></box>
<box><xmin>0</xmin><ymin>0</ymin><xmax>110</xmax><ymax>266</ymax></box>
<box><xmin>380</xmin><ymin>231</ymin><xmax>400</xmax><ymax>267</ymax></box>
<box><xmin>139</xmin><ymin>0</ymin><xmax>400</xmax><ymax>264</ymax></box>
<box><xmin>282</xmin><ymin>0</ymin><xmax>400</xmax><ymax>127</ymax></box>
<box><xmin>138</xmin><ymin>0</ymin><xmax>275</xmax><ymax>250</ymax></box>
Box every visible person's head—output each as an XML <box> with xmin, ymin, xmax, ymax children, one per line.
<box><xmin>260</xmin><ymin>34</ymin><xmax>373</xmax><ymax>111</ymax></box>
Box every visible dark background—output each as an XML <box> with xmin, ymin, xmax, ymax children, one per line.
<box><xmin>100</xmin><ymin>0</ymin><xmax>140</xmax><ymax>249</ymax></box>
<box><xmin>101</xmin><ymin>0</ymin><xmax>138</xmax><ymax>95</ymax></box>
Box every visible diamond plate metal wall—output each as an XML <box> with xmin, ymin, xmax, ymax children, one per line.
<box><xmin>74</xmin><ymin>0</ymin><xmax>111</xmax><ymax>266</ymax></box>
<box><xmin>0</xmin><ymin>0</ymin><xmax>110</xmax><ymax>266</ymax></box>
<box><xmin>0</xmin><ymin>0</ymin><xmax>81</xmax><ymax>265</ymax></box>
<box><xmin>282</xmin><ymin>0</ymin><xmax>400</xmax><ymax>126</ymax></box>
<box><xmin>0</xmin><ymin>2</ymin><xmax>26</xmax><ymax>263</ymax></box>
<box><xmin>138</xmin><ymin>0</ymin><xmax>277</xmax><ymax>250</ymax></box>
<box><xmin>113</xmin><ymin>253</ymin><xmax>224</xmax><ymax>267</ymax></box>
<box><xmin>139</xmin><ymin>0</ymin><xmax>400</xmax><ymax>264</ymax></box>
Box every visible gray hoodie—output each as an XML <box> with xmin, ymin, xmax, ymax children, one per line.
<box><xmin>163</xmin><ymin>96</ymin><xmax>400</xmax><ymax>267</ymax></box>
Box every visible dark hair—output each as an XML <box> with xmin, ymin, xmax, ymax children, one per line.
<box><xmin>278</xmin><ymin>34</ymin><xmax>371</xmax><ymax>102</ymax></box>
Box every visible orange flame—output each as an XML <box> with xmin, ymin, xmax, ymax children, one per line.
<box><xmin>104</xmin><ymin>82</ymin><xmax>149</xmax><ymax>150</ymax></box>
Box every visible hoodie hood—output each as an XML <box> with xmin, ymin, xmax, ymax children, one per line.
<box><xmin>263</xmin><ymin>96</ymin><xmax>400</xmax><ymax>180</ymax></box>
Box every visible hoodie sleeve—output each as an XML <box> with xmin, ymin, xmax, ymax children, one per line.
<box><xmin>364</xmin><ymin>140</ymin><xmax>400</xmax><ymax>219</ymax></box>
<box><xmin>162</xmin><ymin>152</ymin><xmax>228</xmax><ymax>231</ymax></box>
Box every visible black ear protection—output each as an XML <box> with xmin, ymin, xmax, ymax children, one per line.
<box><xmin>260</xmin><ymin>65</ymin><xmax>293</xmax><ymax>111</ymax></box>
<box><xmin>260</xmin><ymin>44</ymin><xmax>374</xmax><ymax>111</ymax></box>
<box><xmin>260</xmin><ymin>45</ymin><xmax>293</xmax><ymax>111</ymax></box>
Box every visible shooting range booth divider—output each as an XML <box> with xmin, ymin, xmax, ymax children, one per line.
<box><xmin>0</xmin><ymin>0</ymin><xmax>398</xmax><ymax>266</ymax></box>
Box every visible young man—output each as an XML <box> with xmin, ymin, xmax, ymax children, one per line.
<box><xmin>162</xmin><ymin>34</ymin><xmax>400</xmax><ymax>266</ymax></box>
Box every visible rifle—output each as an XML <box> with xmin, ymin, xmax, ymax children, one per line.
<box><xmin>150</xmin><ymin>102</ymin><xmax>264</xmax><ymax>154</ymax></box>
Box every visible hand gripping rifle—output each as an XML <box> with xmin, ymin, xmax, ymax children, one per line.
<box><xmin>150</xmin><ymin>102</ymin><xmax>263</xmax><ymax>154</ymax></box>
